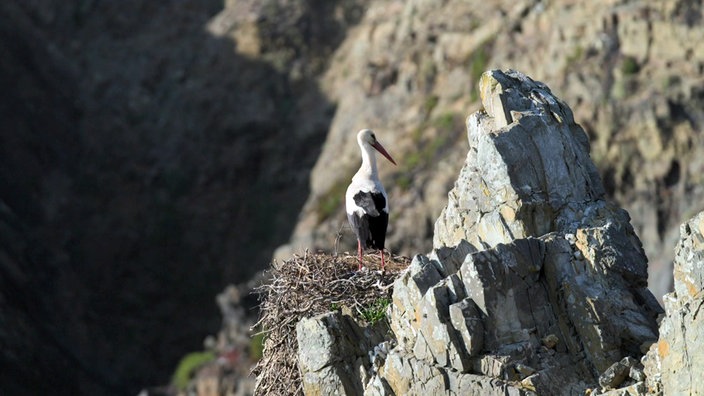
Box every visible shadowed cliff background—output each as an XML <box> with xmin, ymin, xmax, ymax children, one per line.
<box><xmin>0</xmin><ymin>0</ymin><xmax>359</xmax><ymax>394</ymax></box>
<box><xmin>1</xmin><ymin>0</ymin><xmax>703</xmax><ymax>394</ymax></box>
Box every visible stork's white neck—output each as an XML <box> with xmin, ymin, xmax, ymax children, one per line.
<box><xmin>355</xmin><ymin>141</ymin><xmax>378</xmax><ymax>179</ymax></box>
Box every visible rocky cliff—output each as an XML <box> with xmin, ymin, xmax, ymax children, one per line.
<box><xmin>247</xmin><ymin>70</ymin><xmax>704</xmax><ymax>396</ymax></box>
<box><xmin>643</xmin><ymin>211</ymin><xmax>704</xmax><ymax>395</ymax></box>
<box><xmin>4</xmin><ymin>0</ymin><xmax>704</xmax><ymax>394</ymax></box>
<box><xmin>279</xmin><ymin>0</ymin><xmax>704</xmax><ymax>304</ymax></box>
<box><xmin>294</xmin><ymin>70</ymin><xmax>663</xmax><ymax>395</ymax></box>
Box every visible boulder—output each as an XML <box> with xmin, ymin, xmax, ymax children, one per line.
<box><xmin>297</xmin><ymin>311</ymin><xmax>388</xmax><ymax>395</ymax></box>
<box><xmin>598</xmin><ymin>356</ymin><xmax>642</xmax><ymax>389</ymax></box>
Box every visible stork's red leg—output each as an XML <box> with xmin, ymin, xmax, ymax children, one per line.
<box><xmin>357</xmin><ymin>240</ymin><xmax>363</xmax><ymax>270</ymax></box>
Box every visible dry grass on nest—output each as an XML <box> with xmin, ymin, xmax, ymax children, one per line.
<box><xmin>251</xmin><ymin>251</ymin><xmax>411</xmax><ymax>396</ymax></box>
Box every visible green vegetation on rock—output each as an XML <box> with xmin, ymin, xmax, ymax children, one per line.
<box><xmin>467</xmin><ymin>39</ymin><xmax>494</xmax><ymax>102</ymax></box>
<box><xmin>424</xmin><ymin>95</ymin><xmax>440</xmax><ymax>116</ymax></box>
<box><xmin>621</xmin><ymin>56</ymin><xmax>640</xmax><ymax>75</ymax></box>
<box><xmin>171</xmin><ymin>351</ymin><xmax>216</xmax><ymax>391</ymax></box>
<box><xmin>316</xmin><ymin>177</ymin><xmax>351</xmax><ymax>222</ymax></box>
<box><xmin>361</xmin><ymin>297</ymin><xmax>391</xmax><ymax>325</ymax></box>
<box><xmin>396</xmin><ymin>112</ymin><xmax>462</xmax><ymax>190</ymax></box>
<box><xmin>249</xmin><ymin>332</ymin><xmax>266</xmax><ymax>362</ymax></box>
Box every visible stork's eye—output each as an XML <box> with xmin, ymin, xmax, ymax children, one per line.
<box><xmin>371</xmin><ymin>133</ymin><xmax>376</xmax><ymax>140</ymax></box>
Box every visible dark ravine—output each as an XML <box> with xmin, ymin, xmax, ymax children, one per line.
<box><xmin>1</xmin><ymin>0</ymin><xmax>360</xmax><ymax>394</ymax></box>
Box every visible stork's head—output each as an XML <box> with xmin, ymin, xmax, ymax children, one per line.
<box><xmin>357</xmin><ymin>129</ymin><xmax>397</xmax><ymax>165</ymax></box>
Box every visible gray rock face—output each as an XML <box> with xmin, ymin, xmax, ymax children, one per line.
<box><xmin>643</xmin><ymin>211</ymin><xmax>704</xmax><ymax>395</ymax></box>
<box><xmin>434</xmin><ymin>69</ymin><xmax>605</xmax><ymax>250</ymax></box>
<box><xmin>598</xmin><ymin>356</ymin><xmax>642</xmax><ymax>389</ymax></box>
<box><xmin>297</xmin><ymin>311</ymin><xmax>389</xmax><ymax>396</ymax></box>
<box><xmin>294</xmin><ymin>70</ymin><xmax>663</xmax><ymax>395</ymax></box>
<box><xmin>282</xmin><ymin>1</ymin><xmax>704</xmax><ymax>306</ymax></box>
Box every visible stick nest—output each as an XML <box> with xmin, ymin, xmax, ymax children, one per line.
<box><xmin>252</xmin><ymin>251</ymin><xmax>410</xmax><ymax>395</ymax></box>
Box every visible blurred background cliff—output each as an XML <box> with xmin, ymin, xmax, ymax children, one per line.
<box><xmin>1</xmin><ymin>0</ymin><xmax>702</xmax><ymax>394</ymax></box>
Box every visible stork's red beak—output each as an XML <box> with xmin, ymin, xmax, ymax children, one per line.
<box><xmin>372</xmin><ymin>141</ymin><xmax>397</xmax><ymax>165</ymax></box>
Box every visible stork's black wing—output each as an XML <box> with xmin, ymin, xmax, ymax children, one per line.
<box><xmin>353</xmin><ymin>191</ymin><xmax>384</xmax><ymax>217</ymax></box>
<box><xmin>351</xmin><ymin>191</ymin><xmax>388</xmax><ymax>250</ymax></box>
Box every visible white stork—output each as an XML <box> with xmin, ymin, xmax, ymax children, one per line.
<box><xmin>345</xmin><ymin>129</ymin><xmax>396</xmax><ymax>270</ymax></box>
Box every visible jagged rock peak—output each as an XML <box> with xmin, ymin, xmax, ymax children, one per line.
<box><xmin>294</xmin><ymin>70</ymin><xmax>663</xmax><ymax>395</ymax></box>
<box><xmin>434</xmin><ymin>69</ymin><xmax>606</xmax><ymax>251</ymax></box>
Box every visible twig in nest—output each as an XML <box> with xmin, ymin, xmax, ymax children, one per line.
<box><xmin>251</xmin><ymin>251</ymin><xmax>410</xmax><ymax>396</ymax></box>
